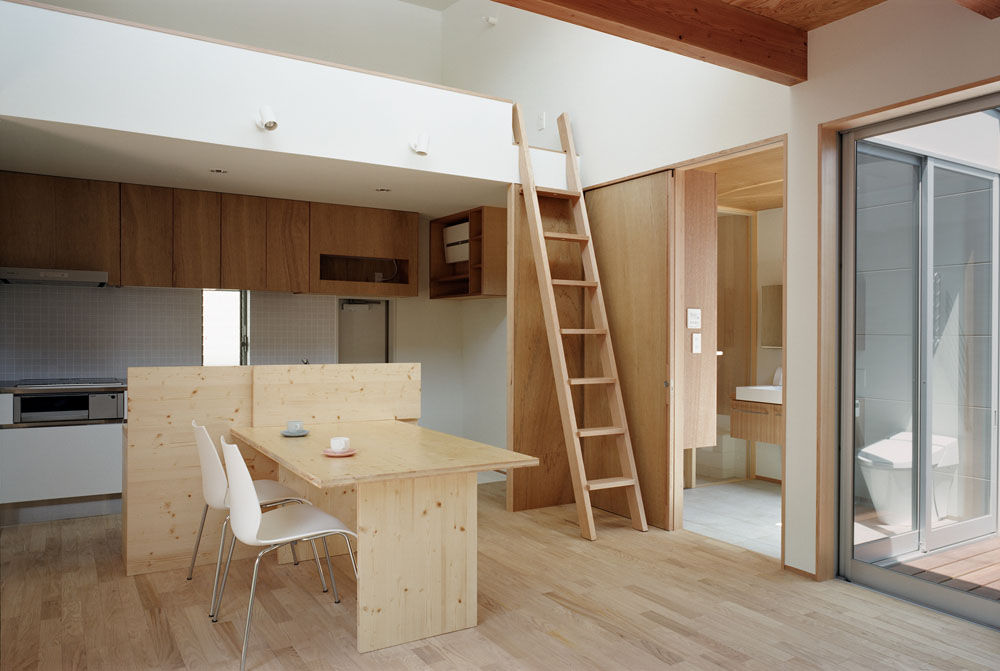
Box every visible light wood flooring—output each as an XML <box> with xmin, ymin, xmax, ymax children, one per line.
<box><xmin>887</xmin><ymin>536</ymin><xmax>1000</xmax><ymax>600</ymax></box>
<box><xmin>2</xmin><ymin>482</ymin><xmax>999</xmax><ymax>670</ymax></box>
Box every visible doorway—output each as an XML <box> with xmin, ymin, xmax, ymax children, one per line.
<box><xmin>840</xmin><ymin>98</ymin><xmax>1000</xmax><ymax>625</ymax></box>
<box><xmin>678</xmin><ymin>142</ymin><xmax>787</xmax><ymax>561</ymax></box>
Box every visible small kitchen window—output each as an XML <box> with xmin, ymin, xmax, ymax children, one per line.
<box><xmin>202</xmin><ymin>290</ymin><xmax>246</xmax><ymax>366</ymax></box>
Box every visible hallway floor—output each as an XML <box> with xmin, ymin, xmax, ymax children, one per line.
<box><xmin>684</xmin><ymin>479</ymin><xmax>782</xmax><ymax>558</ymax></box>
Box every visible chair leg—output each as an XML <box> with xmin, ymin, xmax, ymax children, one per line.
<box><xmin>290</xmin><ymin>540</ymin><xmax>299</xmax><ymax>566</ymax></box>
<box><xmin>208</xmin><ymin>517</ymin><xmax>229</xmax><ymax>618</ymax></box>
<box><xmin>186</xmin><ymin>504</ymin><xmax>209</xmax><ymax>580</ymax></box>
<box><xmin>341</xmin><ymin>533</ymin><xmax>358</xmax><ymax>579</ymax></box>
<box><xmin>309</xmin><ymin>540</ymin><xmax>329</xmax><ymax>593</ymax></box>
<box><xmin>321</xmin><ymin>537</ymin><xmax>340</xmax><ymax>603</ymax></box>
<box><xmin>240</xmin><ymin>548</ymin><xmax>270</xmax><ymax>671</ymax></box>
<box><xmin>212</xmin><ymin>531</ymin><xmax>238</xmax><ymax>623</ymax></box>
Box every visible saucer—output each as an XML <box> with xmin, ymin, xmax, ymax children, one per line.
<box><xmin>323</xmin><ymin>448</ymin><xmax>357</xmax><ymax>458</ymax></box>
<box><xmin>281</xmin><ymin>429</ymin><xmax>309</xmax><ymax>437</ymax></box>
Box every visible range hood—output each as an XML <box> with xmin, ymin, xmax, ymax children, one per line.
<box><xmin>0</xmin><ymin>267</ymin><xmax>108</xmax><ymax>287</ymax></box>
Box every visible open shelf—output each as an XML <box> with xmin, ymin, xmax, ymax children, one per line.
<box><xmin>429</xmin><ymin>206</ymin><xmax>506</xmax><ymax>299</ymax></box>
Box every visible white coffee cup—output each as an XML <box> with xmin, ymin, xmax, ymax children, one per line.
<box><xmin>329</xmin><ymin>437</ymin><xmax>350</xmax><ymax>453</ymax></box>
<box><xmin>287</xmin><ymin>420</ymin><xmax>304</xmax><ymax>433</ymax></box>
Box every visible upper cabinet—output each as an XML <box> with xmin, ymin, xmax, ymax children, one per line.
<box><xmin>121</xmin><ymin>183</ymin><xmax>173</xmax><ymax>287</ymax></box>
<box><xmin>266</xmin><ymin>198</ymin><xmax>309</xmax><ymax>293</ymax></box>
<box><xmin>310</xmin><ymin>203</ymin><xmax>418</xmax><ymax>298</ymax></box>
<box><xmin>429</xmin><ymin>206</ymin><xmax>506</xmax><ymax>299</ymax></box>
<box><xmin>172</xmin><ymin>189</ymin><xmax>221</xmax><ymax>289</ymax></box>
<box><xmin>221</xmin><ymin>194</ymin><xmax>267</xmax><ymax>291</ymax></box>
<box><xmin>0</xmin><ymin>171</ymin><xmax>121</xmax><ymax>284</ymax></box>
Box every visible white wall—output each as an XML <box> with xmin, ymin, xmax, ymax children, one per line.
<box><xmin>783</xmin><ymin>0</ymin><xmax>1000</xmax><ymax>573</ymax></box>
<box><xmin>441</xmin><ymin>0</ymin><xmax>790</xmax><ymax>187</ymax></box>
<box><xmin>459</xmin><ymin>299</ymin><xmax>507</xmax><ymax>448</ymax></box>
<box><xmin>36</xmin><ymin>0</ymin><xmax>445</xmax><ymax>83</ymax></box>
<box><xmin>756</xmin><ymin>208</ymin><xmax>783</xmax><ymax>386</ymax></box>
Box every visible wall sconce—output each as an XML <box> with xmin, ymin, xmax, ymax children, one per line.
<box><xmin>257</xmin><ymin>105</ymin><xmax>278</xmax><ymax>131</ymax></box>
<box><xmin>410</xmin><ymin>133</ymin><xmax>430</xmax><ymax>156</ymax></box>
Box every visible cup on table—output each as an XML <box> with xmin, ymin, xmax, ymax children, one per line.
<box><xmin>329</xmin><ymin>437</ymin><xmax>351</xmax><ymax>454</ymax></box>
<box><xmin>287</xmin><ymin>420</ymin><xmax>305</xmax><ymax>433</ymax></box>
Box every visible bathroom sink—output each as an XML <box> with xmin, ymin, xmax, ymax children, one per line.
<box><xmin>735</xmin><ymin>385</ymin><xmax>782</xmax><ymax>404</ymax></box>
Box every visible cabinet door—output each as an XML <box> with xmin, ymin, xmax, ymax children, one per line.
<box><xmin>52</xmin><ymin>176</ymin><xmax>121</xmax><ymax>285</ymax></box>
<box><xmin>221</xmin><ymin>194</ymin><xmax>266</xmax><ymax>290</ymax></box>
<box><xmin>266</xmin><ymin>198</ymin><xmax>309</xmax><ymax>293</ymax></box>
<box><xmin>309</xmin><ymin>203</ymin><xmax>418</xmax><ymax>297</ymax></box>
<box><xmin>0</xmin><ymin>171</ymin><xmax>56</xmax><ymax>269</ymax></box>
<box><xmin>121</xmin><ymin>183</ymin><xmax>173</xmax><ymax>287</ymax></box>
<box><xmin>173</xmin><ymin>189</ymin><xmax>221</xmax><ymax>288</ymax></box>
<box><xmin>480</xmin><ymin>206</ymin><xmax>508</xmax><ymax>296</ymax></box>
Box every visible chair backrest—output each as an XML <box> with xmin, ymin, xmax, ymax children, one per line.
<box><xmin>192</xmin><ymin>420</ymin><xmax>228</xmax><ymax>509</ymax></box>
<box><xmin>220</xmin><ymin>437</ymin><xmax>263</xmax><ymax>547</ymax></box>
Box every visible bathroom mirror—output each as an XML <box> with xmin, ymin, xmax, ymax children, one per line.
<box><xmin>760</xmin><ymin>284</ymin><xmax>783</xmax><ymax>348</ymax></box>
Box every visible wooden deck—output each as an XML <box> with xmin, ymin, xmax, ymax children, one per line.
<box><xmin>887</xmin><ymin>536</ymin><xmax>1000</xmax><ymax>600</ymax></box>
<box><xmin>2</xmin><ymin>482</ymin><xmax>999</xmax><ymax>670</ymax></box>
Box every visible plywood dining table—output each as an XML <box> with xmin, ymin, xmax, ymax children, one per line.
<box><xmin>230</xmin><ymin>420</ymin><xmax>538</xmax><ymax>652</ymax></box>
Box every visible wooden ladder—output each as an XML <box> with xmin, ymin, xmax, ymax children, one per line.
<box><xmin>512</xmin><ymin>104</ymin><xmax>648</xmax><ymax>540</ymax></box>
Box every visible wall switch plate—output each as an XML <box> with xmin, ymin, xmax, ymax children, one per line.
<box><xmin>692</xmin><ymin>333</ymin><xmax>702</xmax><ymax>354</ymax></box>
<box><xmin>687</xmin><ymin>308</ymin><xmax>702</xmax><ymax>329</ymax></box>
<box><xmin>537</xmin><ymin>111</ymin><xmax>546</xmax><ymax>131</ymax></box>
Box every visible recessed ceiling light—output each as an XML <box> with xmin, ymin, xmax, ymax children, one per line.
<box><xmin>374</xmin><ymin>187</ymin><xmax>392</xmax><ymax>192</ymax></box>
<box><xmin>209</xmin><ymin>168</ymin><xmax>228</xmax><ymax>174</ymax></box>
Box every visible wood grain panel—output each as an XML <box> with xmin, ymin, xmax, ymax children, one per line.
<box><xmin>717</xmin><ymin>213</ymin><xmax>753</xmax><ymax>416</ymax></box>
<box><xmin>760</xmin><ymin>284</ymin><xmax>783</xmax><ymax>348</ymax></box>
<box><xmin>584</xmin><ymin>172</ymin><xmax>669</xmax><ymax>528</ymax></box>
<box><xmin>356</xmin><ymin>472</ymin><xmax>477</xmax><ymax>652</ymax></box>
<box><xmin>309</xmin><ymin>203</ymin><xmax>418</xmax><ymax>297</ymax></box>
<box><xmin>266</xmin><ymin>198</ymin><xmax>309</xmax><ymax>293</ymax></box>
<box><xmin>123</xmin><ymin>365</ymin><xmax>260</xmax><ymax>576</ymax></box>
<box><xmin>51</xmin><ymin>176</ymin><xmax>121</xmax><ymax>284</ymax></box>
<box><xmin>250</xmin><ymin>364</ymin><xmax>421</xmax><ymax>427</ymax></box>
<box><xmin>492</xmin><ymin>0</ymin><xmax>807</xmax><ymax>85</ymax></box>
<box><xmin>724</xmin><ymin>0</ymin><xmax>886</xmax><ymax>31</ymax></box>
<box><xmin>220</xmin><ymin>193</ymin><xmax>266</xmax><ymax>290</ymax></box>
<box><xmin>481</xmin><ymin>205</ymin><xmax>508</xmax><ymax>296</ymax></box>
<box><xmin>506</xmin><ymin>190</ymin><xmax>582</xmax><ymax>512</ymax></box>
<box><xmin>172</xmin><ymin>188</ymin><xmax>220</xmax><ymax>288</ymax></box>
<box><xmin>677</xmin><ymin>170</ymin><xmax>718</xmax><ymax>450</ymax></box>
<box><xmin>731</xmin><ymin>399</ymin><xmax>784</xmax><ymax>445</ymax></box>
<box><xmin>699</xmin><ymin>144</ymin><xmax>784</xmax><ymax>211</ymax></box>
<box><xmin>952</xmin><ymin>0</ymin><xmax>1000</xmax><ymax>18</ymax></box>
<box><xmin>0</xmin><ymin>171</ymin><xmax>56</xmax><ymax>269</ymax></box>
<box><xmin>121</xmin><ymin>183</ymin><xmax>173</xmax><ymax>287</ymax></box>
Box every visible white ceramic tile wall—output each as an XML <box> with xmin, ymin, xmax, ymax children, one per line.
<box><xmin>0</xmin><ymin>285</ymin><xmax>202</xmax><ymax>381</ymax></box>
<box><xmin>248</xmin><ymin>291</ymin><xmax>338</xmax><ymax>365</ymax></box>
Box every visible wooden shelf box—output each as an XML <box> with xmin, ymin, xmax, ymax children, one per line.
<box><xmin>429</xmin><ymin>206</ymin><xmax>506</xmax><ymax>299</ymax></box>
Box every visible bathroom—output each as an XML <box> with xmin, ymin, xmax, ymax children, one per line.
<box><xmin>682</xmin><ymin>144</ymin><xmax>787</xmax><ymax>560</ymax></box>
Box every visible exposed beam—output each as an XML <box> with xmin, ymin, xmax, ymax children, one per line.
<box><xmin>953</xmin><ymin>0</ymin><xmax>1000</xmax><ymax>19</ymax></box>
<box><xmin>492</xmin><ymin>0</ymin><xmax>807</xmax><ymax>85</ymax></box>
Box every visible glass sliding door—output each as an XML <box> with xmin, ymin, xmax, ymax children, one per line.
<box><xmin>840</xmin><ymin>99</ymin><xmax>1000</xmax><ymax>628</ymax></box>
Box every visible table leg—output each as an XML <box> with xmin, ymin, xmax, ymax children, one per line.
<box><xmin>355</xmin><ymin>471</ymin><xmax>477</xmax><ymax>652</ymax></box>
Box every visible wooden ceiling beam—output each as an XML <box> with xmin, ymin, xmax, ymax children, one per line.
<box><xmin>953</xmin><ymin>0</ymin><xmax>1000</xmax><ymax>19</ymax></box>
<box><xmin>492</xmin><ymin>0</ymin><xmax>808</xmax><ymax>85</ymax></box>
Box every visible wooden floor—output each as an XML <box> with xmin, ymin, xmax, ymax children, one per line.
<box><xmin>2</xmin><ymin>482</ymin><xmax>999</xmax><ymax>670</ymax></box>
<box><xmin>887</xmin><ymin>536</ymin><xmax>1000</xmax><ymax>600</ymax></box>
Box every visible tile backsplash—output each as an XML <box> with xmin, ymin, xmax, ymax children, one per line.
<box><xmin>248</xmin><ymin>291</ymin><xmax>338</xmax><ymax>365</ymax></box>
<box><xmin>0</xmin><ymin>285</ymin><xmax>202</xmax><ymax>381</ymax></box>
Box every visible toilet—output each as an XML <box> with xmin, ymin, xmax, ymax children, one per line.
<box><xmin>857</xmin><ymin>432</ymin><xmax>959</xmax><ymax>527</ymax></box>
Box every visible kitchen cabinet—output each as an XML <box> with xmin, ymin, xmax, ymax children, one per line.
<box><xmin>309</xmin><ymin>203</ymin><xmax>418</xmax><ymax>297</ymax></box>
<box><xmin>429</xmin><ymin>206</ymin><xmax>507</xmax><ymax>299</ymax></box>
<box><xmin>0</xmin><ymin>424</ymin><xmax>123</xmax><ymax>503</ymax></box>
<box><xmin>0</xmin><ymin>171</ymin><xmax>121</xmax><ymax>284</ymax></box>
<box><xmin>221</xmin><ymin>194</ymin><xmax>267</xmax><ymax>290</ymax></box>
<box><xmin>121</xmin><ymin>183</ymin><xmax>173</xmax><ymax>287</ymax></box>
<box><xmin>266</xmin><ymin>198</ymin><xmax>310</xmax><ymax>293</ymax></box>
<box><xmin>173</xmin><ymin>188</ymin><xmax>221</xmax><ymax>288</ymax></box>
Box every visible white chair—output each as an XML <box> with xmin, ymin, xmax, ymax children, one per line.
<box><xmin>186</xmin><ymin>420</ymin><xmax>314</xmax><ymax>619</ymax></box>
<box><xmin>216</xmin><ymin>436</ymin><xmax>358</xmax><ymax>671</ymax></box>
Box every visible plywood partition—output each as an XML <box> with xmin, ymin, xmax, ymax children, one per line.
<box><xmin>124</xmin><ymin>365</ymin><xmax>268</xmax><ymax>576</ymax></box>
<box><xmin>251</xmin><ymin>363</ymin><xmax>421</xmax><ymax>426</ymax></box>
<box><xmin>506</xmin><ymin>188</ymin><xmax>582</xmax><ymax>512</ymax></box>
<box><xmin>584</xmin><ymin>172</ymin><xmax>671</xmax><ymax>528</ymax></box>
<box><xmin>717</xmin><ymin>213</ymin><xmax>754</xmax><ymax>415</ymax></box>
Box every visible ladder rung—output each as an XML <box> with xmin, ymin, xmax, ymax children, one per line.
<box><xmin>543</xmin><ymin>232</ymin><xmax>590</xmax><ymax>243</ymax></box>
<box><xmin>552</xmin><ymin>279</ymin><xmax>598</xmax><ymax>288</ymax></box>
<box><xmin>522</xmin><ymin>186</ymin><xmax>582</xmax><ymax>200</ymax></box>
<box><xmin>568</xmin><ymin>377</ymin><xmax>616</xmax><ymax>386</ymax></box>
<box><xmin>577</xmin><ymin>426</ymin><xmax>625</xmax><ymax>438</ymax></box>
<box><xmin>560</xmin><ymin>328</ymin><xmax>607</xmax><ymax>336</ymax></box>
<box><xmin>585</xmin><ymin>477</ymin><xmax>636</xmax><ymax>492</ymax></box>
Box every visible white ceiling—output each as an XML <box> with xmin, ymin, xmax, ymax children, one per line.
<box><xmin>0</xmin><ymin>116</ymin><xmax>507</xmax><ymax>218</ymax></box>
<box><xmin>398</xmin><ymin>0</ymin><xmax>460</xmax><ymax>9</ymax></box>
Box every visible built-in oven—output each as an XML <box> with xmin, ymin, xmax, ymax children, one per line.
<box><xmin>9</xmin><ymin>378</ymin><xmax>126</xmax><ymax>426</ymax></box>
